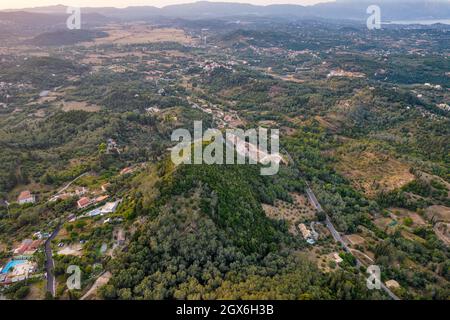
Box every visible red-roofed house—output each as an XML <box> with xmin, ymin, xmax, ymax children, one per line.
<box><xmin>29</xmin><ymin>240</ymin><xmax>42</xmax><ymax>251</ymax></box>
<box><xmin>17</xmin><ymin>191</ymin><xmax>35</xmax><ymax>205</ymax></box>
<box><xmin>77</xmin><ymin>197</ymin><xmax>92</xmax><ymax>209</ymax></box>
<box><xmin>14</xmin><ymin>239</ymin><xmax>33</xmax><ymax>255</ymax></box>
<box><xmin>23</xmin><ymin>240</ymin><xmax>42</xmax><ymax>255</ymax></box>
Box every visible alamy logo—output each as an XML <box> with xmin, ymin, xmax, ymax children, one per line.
<box><xmin>366</xmin><ymin>265</ymin><xmax>381</xmax><ymax>290</ymax></box>
<box><xmin>171</xmin><ymin>121</ymin><xmax>283</xmax><ymax>176</ymax></box>
<box><xmin>66</xmin><ymin>7</ymin><xmax>81</xmax><ymax>30</ymax></box>
<box><xmin>367</xmin><ymin>5</ymin><xmax>381</xmax><ymax>30</ymax></box>
<box><xmin>66</xmin><ymin>265</ymin><xmax>81</xmax><ymax>290</ymax></box>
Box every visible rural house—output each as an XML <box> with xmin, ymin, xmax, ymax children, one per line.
<box><xmin>17</xmin><ymin>191</ymin><xmax>35</xmax><ymax>205</ymax></box>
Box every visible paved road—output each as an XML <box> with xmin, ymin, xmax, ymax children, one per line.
<box><xmin>44</xmin><ymin>172</ymin><xmax>90</xmax><ymax>295</ymax></box>
<box><xmin>305</xmin><ymin>184</ymin><xmax>400</xmax><ymax>300</ymax></box>
<box><xmin>55</xmin><ymin>172</ymin><xmax>90</xmax><ymax>195</ymax></box>
<box><xmin>283</xmin><ymin>149</ymin><xmax>401</xmax><ymax>300</ymax></box>
<box><xmin>45</xmin><ymin>224</ymin><xmax>61</xmax><ymax>297</ymax></box>
<box><xmin>305</xmin><ymin>186</ymin><xmax>352</xmax><ymax>250</ymax></box>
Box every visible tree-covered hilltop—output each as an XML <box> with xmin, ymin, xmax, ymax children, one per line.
<box><xmin>102</xmin><ymin>162</ymin><xmax>382</xmax><ymax>300</ymax></box>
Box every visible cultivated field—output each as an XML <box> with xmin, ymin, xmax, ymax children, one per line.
<box><xmin>344</xmin><ymin>234</ymin><xmax>366</xmax><ymax>246</ymax></box>
<box><xmin>60</xmin><ymin>101</ymin><xmax>102</xmax><ymax>112</ymax></box>
<box><xmin>373</xmin><ymin>217</ymin><xmax>398</xmax><ymax>233</ymax></box>
<box><xmin>262</xmin><ymin>192</ymin><xmax>316</xmax><ymax>235</ymax></box>
<box><xmin>82</xmin><ymin>25</ymin><xmax>194</xmax><ymax>46</ymax></box>
<box><xmin>336</xmin><ymin>148</ymin><xmax>414</xmax><ymax>197</ymax></box>
<box><xmin>390</xmin><ymin>208</ymin><xmax>427</xmax><ymax>227</ymax></box>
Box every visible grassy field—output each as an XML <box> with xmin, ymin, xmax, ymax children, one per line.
<box><xmin>335</xmin><ymin>142</ymin><xmax>415</xmax><ymax>197</ymax></box>
<box><xmin>82</xmin><ymin>25</ymin><xmax>194</xmax><ymax>46</ymax></box>
<box><xmin>262</xmin><ymin>192</ymin><xmax>316</xmax><ymax>235</ymax></box>
<box><xmin>60</xmin><ymin>101</ymin><xmax>102</xmax><ymax>112</ymax></box>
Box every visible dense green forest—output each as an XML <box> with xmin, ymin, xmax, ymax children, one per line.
<box><xmin>101</xmin><ymin>162</ymin><xmax>382</xmax><ymax>300</ymax></box>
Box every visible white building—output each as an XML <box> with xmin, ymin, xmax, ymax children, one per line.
<box><xmin>101</xmin><ymin>200</ymin><xmax>121</xmax><ymax>214</ymax></box>
<box><xmin>17</xmin><ymin>191</ymin><xmax>35</xmax><ymax>205</ymax></box>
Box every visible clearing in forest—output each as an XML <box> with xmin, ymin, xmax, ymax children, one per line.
<box><xmin>335</xmin><ymin>145</ymin><xmax>414</xmax><ymax>197</ymax></box>
<box><xmin>262</xmin><ymin>193</ymin><xmax>316</xmax><ymax>235</ymax></box>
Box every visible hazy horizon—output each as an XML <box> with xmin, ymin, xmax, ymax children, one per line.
<box><xmin>0</xmin><ymin>0</ymin><xmax>336</xmax><ymax>11</ymax></box>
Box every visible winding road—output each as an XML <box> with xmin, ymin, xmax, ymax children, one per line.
<box><xmin>305</xmin><ymin>184</ymin><xmax>400</xmax><ymax>300</ymax></box>
<box><xmin>282</xmin><ymin>148</ymin><xmax>401</xmax><ymax>300</ymax></box>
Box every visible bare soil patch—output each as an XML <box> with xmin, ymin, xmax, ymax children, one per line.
<box><xmin>25</xmin><ymin>281</ymin><xmax>46</xmax><ymax>300</ymax></box>
<box><xmin>82</xmin><ymin>25</ymin><xmax>193</xmax><ymax>46</ymax></box>
<box><xmin>57</xmin><ymin>244</ymin><xmax>83</xmax><ymax>257</ymax></box>
<box><xmin>336</xmin><ymin>148</ymin><xmax>414</xmax><ymax>197</ymax></box>
<box><xmin>374</xmin><ymin>217</ymin><xmax>398</xmax><ymax>233</ymax></box>
<box><xmin>344</xmin><ymin>234</ymin><xmax>366</xmax><ymax>246</ymax></box>
<box><xmin>434</xmin><ymin>222</ymin><xmax>450</xmax><ymax>246</ymax></box>
<box><xmin>390</xmin><ymin>208</ymin><xmax>427</xmax><ymax>226</ymax></box>
<box><xmin>60</xmin><ymin>101</ymin><xmax>101</xmax><ymax>112</ymax></box>
<box><xmin>81</xmin><ymin>272</ymin><xmax>112</xmax><ymax>300</ymax></box>
<box><xmin>262</xmin><ymin>193</ymin><xmax>316</xmax><ymax>235</ymax></box>
<box><xmin>426</xmin><ymin>205</ymin><xmax>450</xmax><ymax>222</ymax></box>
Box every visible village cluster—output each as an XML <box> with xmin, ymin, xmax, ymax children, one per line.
<box><xmin>0</xmin><ymin>166</ymin><xmax>127</xmax><ymax>287</ymax></box>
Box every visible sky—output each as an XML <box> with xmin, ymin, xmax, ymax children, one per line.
<box><xmin>0</xmin><ymin>0</ymin><xmax>335</xmax><ymax>11</ymax></box>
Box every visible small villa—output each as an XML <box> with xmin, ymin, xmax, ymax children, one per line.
<box><xmin>0</xmin><ymin>259</ymin><xmax>36</xmax><ymax>285</ymax></box>
<box><xmin>77</xmin><ymin>197</ymin><xmax>92</xmax><ymax>209</ymax></box>
<box><xmin>17</xmin><ymin>190</ymin><xmax>35</xmax><ymax>205</ymax></box>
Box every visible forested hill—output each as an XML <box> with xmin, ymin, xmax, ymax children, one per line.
<box><xmin>101</xmin><ymin>162</ymin><xmax>383</xmax><ymax>300</ymax></box>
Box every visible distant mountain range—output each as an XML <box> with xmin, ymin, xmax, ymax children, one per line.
<box><xmin>4</xmin><ymin>1</ymin><xmax>450</xmax><ymax>21</ymax></box>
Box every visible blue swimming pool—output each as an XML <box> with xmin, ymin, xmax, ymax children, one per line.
<box><xmin>1</xmin><ymin>260</ymin><xmax>27</xmax><ymax>274</ymax></box>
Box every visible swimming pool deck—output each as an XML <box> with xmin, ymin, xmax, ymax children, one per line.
<box><xmin>1</xmin><ymin>260</ymin><xmax>27</xmax><ymax>274</ymax></box>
